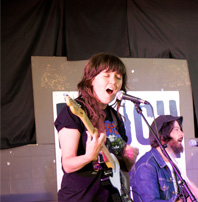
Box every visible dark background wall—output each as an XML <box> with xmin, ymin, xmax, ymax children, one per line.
<box><xmin>1</xmin><ymin>0</ymin><xmax>198</xmax><ymax>149</ymax></box>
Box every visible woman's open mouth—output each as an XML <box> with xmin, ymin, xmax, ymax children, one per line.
<box><xmin>106</xmin><ymin>88</ymin><xmax>114</xmax><ymax>95</ymax></box>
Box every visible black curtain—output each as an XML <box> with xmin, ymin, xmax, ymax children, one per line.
<box><xmin>1</xmin><ymin>0</ymin><xmax>198</xmax><ymax>149</ymax></box>
<box><xmin>127</xmin><ymin>0</ymin><xmax>198</xmax><ymax>137</ymax></box>
<box><xmin>65</xmin><ymin>0</ymin><xmax>129</xmax><ymax>60</ymax></box>
<box><xmin>1</xmin><ymin>0</ymin><xmax>65</xmax><ymax>148</ymax></box>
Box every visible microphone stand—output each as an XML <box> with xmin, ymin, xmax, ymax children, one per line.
<box><xmin>134</xmin><ymin>103</ymin><xmax>197</xmax><ymax>202</ymax></box>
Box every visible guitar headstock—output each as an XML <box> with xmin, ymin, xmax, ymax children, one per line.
<box><xmin>65</xmin><ymin>95</ymin><xmax>85</xmax><ymax>119</ymax></box>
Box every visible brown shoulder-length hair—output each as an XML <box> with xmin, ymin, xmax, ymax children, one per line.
<box><xmin>77</xmin><ymin>53</ymin><xmax>127</xmax><ymax>132</ymax></box>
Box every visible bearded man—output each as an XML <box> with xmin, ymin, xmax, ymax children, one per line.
<box><xmin>131</xmin><ymin>115</ymin><xmax>198</xmax><ymax>202</ymax></box>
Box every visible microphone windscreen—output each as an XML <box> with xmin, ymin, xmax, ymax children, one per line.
<box><xmin>116</xmin><ymin>91</ymin><xmax>124</xmax><ymax>100</ymax></box>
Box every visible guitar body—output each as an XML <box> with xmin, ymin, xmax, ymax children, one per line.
<box><xmin>100</xmin><ymin>154</ymin><xmax>122</xmax><ymax>202</ymax></box>
<box><xmin>101</xmin><ymin>153</ymin><xmax>123</xmax><ymax>202</ymax></box>
<box><xmin>100</xmin><ymin>153</ymin><xmax>121</xmax><ymax>190</ymax></box>
<box><xmin>109</xmin><ymin>153</ymin><xmax>122</xmax><ymax>195</ymax></box>
<box><xmin>101</xmin><ymin>153</ymin><xmax>132</xmax><ymax>202</ymax></box>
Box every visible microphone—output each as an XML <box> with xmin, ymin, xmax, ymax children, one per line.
<box><xmin>116</xmin><ymin>90</ymin><xmax>150</xmax><ymax>104</ymax></box>
<box><xmin>189</xmin><ymin>139</ymin><xmax>198</xmax><ymax>147</ymax></box>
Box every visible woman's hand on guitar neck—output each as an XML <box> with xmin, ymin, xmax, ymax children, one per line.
<box><xmin>85</xmin><ymin>129</ymin><xmax>106</xmax><ymax>161</ymax></box>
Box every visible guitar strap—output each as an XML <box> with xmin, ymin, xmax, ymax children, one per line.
<box><xmin>110</xmin><ymin>108</ymin><xmax>118</xmax><ymax>129</ymax></box>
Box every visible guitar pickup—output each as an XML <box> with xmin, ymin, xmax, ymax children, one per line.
<box><xmin>103</xmin><ymin>168</ymin><xmax>113</xmax><ymax>177</ymax></box>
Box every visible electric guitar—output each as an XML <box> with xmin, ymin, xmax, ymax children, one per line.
<box><xmin>65</xmin><ymin>95</ymin><xmax>124</xmax><ymax>197</ymax></box>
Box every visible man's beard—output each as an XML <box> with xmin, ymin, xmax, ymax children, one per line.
<box><xmin>169</xmin><ymin>139</ymin><xmax>184</xmax><ymax>157</ymax></box>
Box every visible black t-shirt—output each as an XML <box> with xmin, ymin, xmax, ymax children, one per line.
<box><xmin>54</xmin><ymin>101</ymin><xmax>127</xmax><ymax>202</ymax></box>
<box><xmin>104</xmin><ymin>106</ymin><xmax>127</xmax><ymax>155</ymax></box>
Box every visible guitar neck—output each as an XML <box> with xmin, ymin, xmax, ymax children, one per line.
<box><xmin>81</xmin><ymin>113</ymin><xmax>115</xmax><ymax>170</ymax></box>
